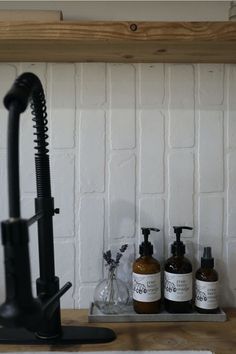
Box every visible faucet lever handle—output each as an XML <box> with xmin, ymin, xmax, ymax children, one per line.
<box><xmin>42</xmin><ymin>282</ymin><xmax>72</xmax><ymax>319</ymax></box>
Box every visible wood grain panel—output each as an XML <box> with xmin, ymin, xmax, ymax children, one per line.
<box><xmin>0</xmin><ymin>309</ymin><xmax>235</xmax><ymax>353</ymax></box>
<box><xmin>0</xmin><ymin>21</ymin><xmax>235</xmax><ymax>62</ymax></box>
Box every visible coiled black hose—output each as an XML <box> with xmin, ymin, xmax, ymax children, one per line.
<box><xmin>31</xmin><ymin>88</ymin><xmax>51</xmax><ymax>198</ymax></box>
<box><xmin>31</xmin><ymin>89</ymin><xmax>49</xmax><ymax>156</ymax></box>
<box><xmin>4</xmin><ymin>72</ymin><xmax>52</xmax><ymax>216</ymax></box>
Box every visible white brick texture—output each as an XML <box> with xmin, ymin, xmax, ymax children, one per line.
<box><xmin>198</xmin><ymin>64</ymin><xmax>224</xmax><ymax>106</ymax></box>
<box><xmin>226</xmin><ymin>241</ymin><xmax>236</xmax><ymax>307</ymax></box>
<box><xmin>79</xmin><ymin>110</ymin><xmax>105</xmax><ymax>193</ymax></box>
<box><xmin>78</xmin><ymin>285</ymin><xmax>96</xmax><ymax>309</ymax></box>
<box><xmin>55</xmin><ymin>240</ymin><xmax>75</xmax><ymax>308</ymax></box>
<box><xmin>168</xmin><ymin>64</ymin><xmax>195</xmax><ymax>148</ymax></box>
<box><xmin>0</xmin><ymin>62</ymin><xmax>235</xmax><ymax>308</ymax></box>
<box><xmin>168</xmin><ymin>151</ymin><xmax>194</xmax><ymax>234</ymax></box>
<box><xmin>109</xmin><ymin>152</ymin><xmax>136</xmax><ymax>238</ymax></box>
<box><xmin>199</xmin><ymin>196</ymin><xmax>223</xmax><ymax>265</ymax></box>
<box><xmin>199</xmin><ymin>111</ymin><xmax>224</xmax><ymax>193</ymax></box>
<box><xmin>228</xmin><ymin>65</ymin><xmax>236</xmax><ymax>149</ymax></box>
<box><xmin>139</xmin><ymin>64</ymin><xmax>165</xmax><ymax>106</ymax></box>
<box><xmin>79</xmin><ymin>63</ymin><xmax>106</xmax><ymax>106</ymax></box>
<box><xmin>79</xmin><ymin>197</ymin><xmax>104</xmax><ymax>283</ymax></box>
<box><xmin>140</xmin><ymin>110</ymin><xmax>164</xmax><ymax>193</ymax></box>
<box><xmin>228</xmin><ymin>63</ymin><xmax>236</xmax><ymax>246</ymax></box>
<box><xmin>227</xmin><ymin>150</ymin><xmax>236</xmax><ymax>237</ymax></box>
<box><xmin>109</xmin><ymin>64</ymin><xmax>136</xmax><ymax>149</ymax></box>
<box><xmin>51</xmin><ymin>152</ymin><xmax>75</xmax><ymax>237</ymax></box>
<box><xmin>49</xmin><ymin>64</ymin><xmax>76</xmax><ymax>149</ymax></box>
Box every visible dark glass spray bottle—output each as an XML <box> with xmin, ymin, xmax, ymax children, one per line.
<box><xmin>164</xmin><ymin>226</ymin><xmax>193</xmax><ymax>313</ymax></box>
<box><xmin>133</xmin><ymin>228</ymin><xmax>161</xmax><ymax>314</ymax></box>
<box><xmin>195</xmin><ymin>247</ymin><xmax>219</xmax><ymax>314</ymax></box>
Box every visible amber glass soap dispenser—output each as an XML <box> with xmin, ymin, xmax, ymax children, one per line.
<box><xmin>133</xmin><ymin>227</ymin><xmax>161</xmax><ymax>314</ymax></box>
<box><xmin>195</xmin><ymin>247</ymin><xmax>219</xmax><ymax>314</ymax></box>
<box><xmin>164</xmin><ymin>226</ymin><xmax>193</xmax><ymax>313</ymax></box>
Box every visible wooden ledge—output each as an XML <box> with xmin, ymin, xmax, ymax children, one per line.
<box><xmin>0</xmin><ymin>308</ymin><xmax>235</xmax><ymax>353</ymax></box>
<box><xmin>0</xmin><ymin>21</ymin><xmax>236</xmax><ymax>62</ymax></box>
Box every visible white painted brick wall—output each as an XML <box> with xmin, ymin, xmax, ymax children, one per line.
<box><xmin>228</xmin><ymin>65</ymin><xmax>236</xmax><ymax>149</ymax></box>
<box><xmin>109</xmin><ymin>64</ymin><xmax>136</xmax><ymax>149</ymax></box>
<box><xmin>0</xmin><ymin>63</ymin><xmax>235</xmax><ymax>309</ymax></box>
<box><xmin>79</xmin><ymin>63</ymin><xmax>106</xmax><ymax>106</ymax></box>
<box><xmin>49</xmin><ymin>64</ymin><xmax>76</xmax><ymax>149</ymax></box>
<box><xmin>79</xmin><ymin>110</ymin><xmax>105</xmax><ymax>193</ymax></box>
<box><xmin>168</xmin><ymin>64</ymin><xmax>195</xmax><ymax>148</ymax></box>
<box><xmin>199</xmin><ymin>111</ymin><xmax>224</xmax><ymax>192</ymax></box>
<box><xmin>79</xmin><ymin>197</ymin><xmax>104</xmax><ymax>283</ymax></box>
<box><xmin>138</xmin><ymin>64</ymin><xmax>165</xmax><ymax>106</ymax></box>
<box><xmin>168</xmin><ymin>151</ymin><xmax>194</xmax><ymax>234</ymax></box>
<box><xmin>51</xmin><ymin>152</ymin><xmax>75</xmax><ymax>238</ymax></box>
<box><xmin>140</xmin><ymin>110</ymin><xmax>164</xmax><ymax>193</ymax></box>
<box><xmin>109</xmin><ymin>152</ymin><xmax>136</xmax><ymax>238</ymax></box>
<box><xmin>198</xmin><ymin>64</ymin><xmax>224</xmax><ymax>106</ymax></box>
<box><xmin>199</xmin><ymin>196</ymin><xmax>224</xmax><ymax>265</ymax></box>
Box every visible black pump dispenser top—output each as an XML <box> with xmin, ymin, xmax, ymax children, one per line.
<box><xmin>201</xmin><ymin>247</ymin><xmax>214</xmax><ymax>268</ymax></box>
<box><xmin>171</xmin><ymin>226</ymin><xmax>193</xmax><ymax>256</ymax></box>
<box><xmin>139</xmin><ymin>228</ymin><xmax>160</xmax><ymax>256</ymax></box>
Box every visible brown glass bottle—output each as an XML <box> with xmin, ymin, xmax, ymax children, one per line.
<box><xmin>164</xmin><ymin>226</ymin><xmax>193</xmax><ymax>313</ymax></box>
<box><xmin>195</xmin><ymin>247</ymin><xmax>219</xmax><ymax>314</ymax></box>
<box><xmin>133</xmin><ymin>228</ymin><xmax>161</xmax><ymax>314</ymax></box>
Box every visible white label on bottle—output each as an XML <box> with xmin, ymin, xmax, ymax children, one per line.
<box><xmin>164</xmin><ymin>271</ymin><xmax>193</xmax><ymax>302</ymax></box>
<box><xmin>195</xmin><ymin>279</ymin><xmax>219</xmax><ymax>309</ymax></box>
<box><xmin>132</xmin><ymin>272</ymin><xmax>161</xmax><ymax>302</ymax></box>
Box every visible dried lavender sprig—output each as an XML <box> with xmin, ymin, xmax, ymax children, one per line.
<box><xmin>119</xmin><ymin>244</ymin><xmax>128</xmax><ymax>253</ymax></box>
<box><xmin>115</xmin><ymin>244</ymin><xmax>128</xmax><ymax>264</ymax></box>
<box><xmin>115</xmin><ymin>252</ymin><xmax>122</xmax><ymax>264</ymax></box>
<box><xmin>103</xmin><ymin>244</ymin><xmax>128</xmax><ymax>270</ymax></box>
<box><xmin>103</xmin><ymin>250</ymin><xmax>112</xmax><ymax>265</ymax></box>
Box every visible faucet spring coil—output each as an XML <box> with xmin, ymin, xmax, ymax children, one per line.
<box><xmin>31</xmin><ymin>90</ymin><xmax>49</xmax><ymax>157</ymax></box>
<box><xmin>30</xmin><ymin>83</ymin><xmax>51</xmax><ymax>197</ymax></box>
<box><xmin>35</xmin><ymin>156</ymin><xmax>51</xmax><ymax>197</ymax></box>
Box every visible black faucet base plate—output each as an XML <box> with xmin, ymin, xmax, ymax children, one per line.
<box><xmin>0</xmin><ymin>325</ymin><xmax>116</xmax><ymax>344</ymax></box>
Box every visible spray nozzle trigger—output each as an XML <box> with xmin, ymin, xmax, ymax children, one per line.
<box><xmin>201</xmin><ymin>247</ymin><xmax>214</xmax><ymax>268</ymax></box>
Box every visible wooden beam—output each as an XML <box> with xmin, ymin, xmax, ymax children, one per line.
<box><xmin>0</xmin><ymin>21</ymin><xmax>236</xmax><ymax>62</ymax></box>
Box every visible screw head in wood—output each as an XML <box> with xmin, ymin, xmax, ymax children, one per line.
<box><xmin>130</xmin><ymin>23</ymin><xmax>138</xmax><ymax>32</ymax></box>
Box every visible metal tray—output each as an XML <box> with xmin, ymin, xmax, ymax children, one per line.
<box><xmin>88</xmin><ymin>303</ymin><xmax>227</xmax><ymax>323</ymax></box>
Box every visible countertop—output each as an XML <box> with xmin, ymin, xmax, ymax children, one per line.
<box><xmin>0</xmin><ymin>309</ymin><xmax>236</xmax><ymax>353</ymax></box>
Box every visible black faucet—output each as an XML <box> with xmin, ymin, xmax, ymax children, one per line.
<box><xmin>0</xmin><ymin>73</ymin><xmax>116</xmax><ymax>344</ymax></box>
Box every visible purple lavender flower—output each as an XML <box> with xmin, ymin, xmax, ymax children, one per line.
<box><xmin>103</xmin><ymin>244</ymin><xmax>128</xmax><ymax>271</ymax></box>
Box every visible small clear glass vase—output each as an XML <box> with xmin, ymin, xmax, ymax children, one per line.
<box><xmin>94</xmin><ymin>268</ymin><xmax>129</xmax><ymax>314</ymax></box>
